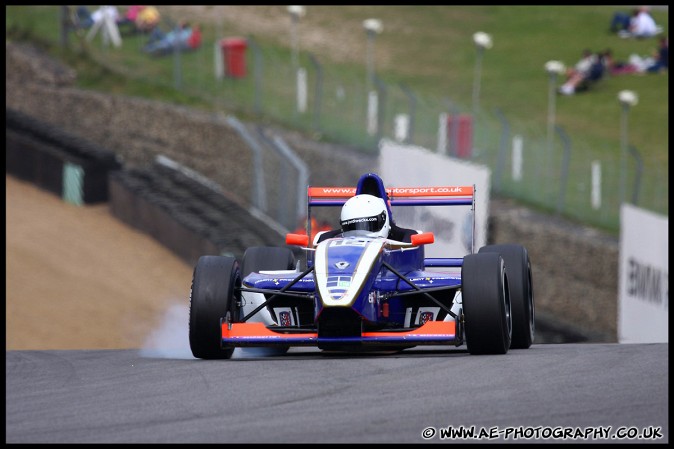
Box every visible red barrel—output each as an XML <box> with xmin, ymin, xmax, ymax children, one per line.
<box><xmin>221</xmin><ymin>37</ymin><xmax>247</xmax><ymax>78</ymax></box>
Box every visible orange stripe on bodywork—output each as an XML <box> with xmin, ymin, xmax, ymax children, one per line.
<box><xmin>223</xmin><ymin>322</ymin><xmax>318</xmax><ymax>340</ymax></box>
<box><xmin>222</xmin><ymin>320</ymin><xmax>455</xmax><ymax>339</ymax></box>
<box><xmin>363</xmin><ymin>320</ymin><xmax>455</xmax><ymax>337</ymax></box>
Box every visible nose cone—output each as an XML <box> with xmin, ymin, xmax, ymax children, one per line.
<box><xmin>314</xmin><ymin>237</ymin><xmax>384</xmax><ymax>307</ymax></box>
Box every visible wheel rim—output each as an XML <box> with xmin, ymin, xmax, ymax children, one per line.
<box><xmin>503</xmin><ymin>265</ymin><xmax>512</xmax><ymax>340</ymax></box>
<box><xmin>526</xmin><ymin>262</ymin><xmax>534</xmax><ymax>336</ymax></box>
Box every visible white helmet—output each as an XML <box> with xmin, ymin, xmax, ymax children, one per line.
<box><xmin>340</xmin><ymin>194</ymin><xmax>390</xmax><ymax>238</ymax></box>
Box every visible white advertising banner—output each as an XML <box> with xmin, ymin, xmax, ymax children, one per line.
<box><xmin>379</xmin><ymin>138</ymin><xmax>491</xmax><ymax>259</ymax></box>
<box><xmin>618</xmin><ymin>204</ymin><xmax>668</xmax><ymax>343</ymax></box>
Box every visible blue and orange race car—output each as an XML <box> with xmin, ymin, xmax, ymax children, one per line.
<box><xmin>189</xmin><ymin>173</ymin><xmax>534</xmax><ymax>358</ymax></box>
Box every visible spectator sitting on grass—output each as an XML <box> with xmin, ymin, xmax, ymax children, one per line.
<box><xmin>558</xmin><ymin>49</ymin><xmax>598</xmax><ymax>95</ymax></box>
<box><xmin>558</xmin><ymin>49</ymin><xmax>621</xmax><ymax>95</ymax></box>
<box><xmin>619</xmin><ymin>6</ymin><xmax>663</xmax><ymax>39</ymax></box>
<box><xmin>609</xmin><ymin>9</ymin><xmax>632</xmax><ymax>34</ymax></box>
<box><xmin>601</xmin><ymin>48</ymin><xmax>639</xmax><ymax>75</ymax></box>
<box><xmin>116</xmin><ymin>5</ymin><xmax>160</xmax><ymax>35</ymax></box>
<box><xmin>135</xmin><ymin>6</ymin><xmax>161</xmax><ymax>33</ymax></box>
<box><xmin>142</xmin><ymin>21</ymin><xmax>201</xmax><ymax>56</ymax></box>
<box><xmin>646</xmin><ymin>36</ymin><xmax>668</xmax><ymax>73</ymax></box>
<box><xmin>626</xmin><ymin>38</ymin><xmax>668</xmax><ymax>74</ymax></box>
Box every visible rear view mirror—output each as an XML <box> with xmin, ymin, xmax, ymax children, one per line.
<box><xmin>286</xmin><ymin>233</ymin><xmax>309</xmax><ymax>247</ymax></box>
<box><xmin>411</xmin><ymin>232</ymin><xmax>434</xmax><ymax>246</ymax></box>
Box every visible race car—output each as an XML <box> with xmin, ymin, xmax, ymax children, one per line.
<box><xmin>189</xmin><ymin>173</ymin><xmax>534</xmax><ymax>359</ymax></box>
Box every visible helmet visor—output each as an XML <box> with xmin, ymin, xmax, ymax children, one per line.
<box><xmin>341</xmin><ymin>211</ymin><xmax>387</xmax><ymax>234</ymax></box>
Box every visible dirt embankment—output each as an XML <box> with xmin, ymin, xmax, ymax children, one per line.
<box><xmin>6</xmin><ymin>175</ymin><xmax>194</xmax><ymax>350</ymax></box>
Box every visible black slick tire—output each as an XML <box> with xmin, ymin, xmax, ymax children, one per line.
<box><xmin>189</xmin><ymin>255</ymin><xmax>241</xmax><ymax>359</ymax></box>
<box><xmin>479</xmin><ymin>244</ymin><xmax>534</xmax><ymax>349</ymax></box>
<box><xmin>462</xmin><ymin>252</ymin><xmax>512</xmax><ymax>355</ymax></box>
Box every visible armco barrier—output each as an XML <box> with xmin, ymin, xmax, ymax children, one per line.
<box><xmin>109</xmin><ymin>170</ymin><xmax>221</xmax><ymax>267</ymax></box>
<box><xmin>108</xmin><ymin>159</ymin><xmax>297</xmax><ymax>266</ymax></box>
<box><xmin>6</xmin><ymin>129</ymin><xmax>64</xmax><ymax>198</ymax></box>
<box><xmin>6</xmin><ymin>107</ymin><xmax>121</xmax><ymax>204</ymax></box>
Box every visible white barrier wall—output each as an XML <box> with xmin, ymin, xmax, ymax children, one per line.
<box><xmin>618</xmin><ymin>204</ymin><xmax>668</xmax><ymax>343</ymax></box>
<box><xmin>379</xmin><ymin>139</ymin><xmax>491</xmax><ymax>259</ymax></box>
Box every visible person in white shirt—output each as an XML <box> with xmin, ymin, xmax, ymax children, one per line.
<box><xmin>558</xmin><ymin>49</ymin><xmax>596</xmax><ymax>95</ymax></box>
<box><xmin>557</xmin><ymin>48</ymin><xmax>611</xmax><ymax>96</ymax></box>
<box><xmin>620</xmin><ymin>7</ymin><xmax>661</xmax><ymax>39</ymax></box>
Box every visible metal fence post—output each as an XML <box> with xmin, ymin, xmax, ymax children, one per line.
<box><xmin>60</xmin><ymin>6</ymin><xmax>71</xmax><ymax>49</ymax></box>
<box><xmin>308</xmin><ymin>53</ymin><xmax>323</xmax><ymax>133</ymax></box>
<box><xmin>555</xmin><ymin>125</ymin><xmax>571</xmax><ymax>215</ymax></box>
<box><xmin>247</xmin><ymin>35</ymin><xmax>263</xmax><ymax>116</ymax></box>
<box><xmin>493</xmin><ymin>108</ymin><xmax>509</xmax><ymax>191</ymax></box>
<box><xmin>255</xmin><ymin>127</ymin><xmax>291</xmax><ymax>228</ymax></box>
<box><xmin>173</xmin><ymin>24</ymin><xmax>182</xmax><ymax>90</ymax></box>
<box><xmin>271</xmin><ymin>135</ymin><xmax>309</xmax><ymax>227</ymax></box>
<box><xmin>374</xmin><ymin>75</ymin><xmax>387</xmax><ymax>144</ymax></box>
<box><xmin>225</xmin><ymin>116</ymin><xmax>267</xmax><ymax>212</ymax></box>
<box><xmin>628</xmin><ymin>145</ymin><xmax>643</xmax><ymax>206</ymax></box>
<box><xmin>399</xmin><ymin>83</ymin><xmax>416</xmax><ymax>144</ymax></box>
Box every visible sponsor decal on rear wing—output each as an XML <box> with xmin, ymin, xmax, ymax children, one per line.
<box><xmin>308</xmin><ymin>186</ymin><xmax>475</xmax><ymax>207</ymax></box>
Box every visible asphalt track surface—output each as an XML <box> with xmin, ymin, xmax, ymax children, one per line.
<box><xmin>6</xmin><ymin>343</ymin><xmax>668</xmax><ymax>443</ymax></box>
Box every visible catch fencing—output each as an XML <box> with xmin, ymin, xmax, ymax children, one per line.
<box><xmin>73</xmin><ymin>11</ymin><xmax>668</xmax><ymax>233</ymax></box>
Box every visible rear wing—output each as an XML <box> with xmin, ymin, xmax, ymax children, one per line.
<box><xmin>305</xmin><ymin>185</ymin><xmax>476</xmax><ymax>256</ymax></box>
<box><xmin>307</xmin><ymin>186</ymin><xmax>475</xmax><ymax>207</ymax></box>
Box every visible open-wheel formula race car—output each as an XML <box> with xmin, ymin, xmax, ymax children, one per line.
<box><xmin>189</xmin><ymin>173</ymin><xmax>534</xmax><ymax>359</ymax></box>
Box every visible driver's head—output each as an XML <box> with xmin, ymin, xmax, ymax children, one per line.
<box><xmin>340</xmin><ymin>194</ymin><xmax>391</xmax><ymax>239</ymax></box>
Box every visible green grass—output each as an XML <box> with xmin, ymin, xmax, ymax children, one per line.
<box><xmin>5</xmin><ymin>5</ymin><xmax>668</xmax><ymax>234</ymax></box>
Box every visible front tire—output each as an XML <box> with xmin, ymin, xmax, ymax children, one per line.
<box><xmin>479</xmin><ymin>244</ymin><xmax>534</xmax><ymax>349</ymax></box>
<box><xmin>189</xmin><ymin>255</ymin><xmax>241</xmax><ymax>359</ymax></box>
<box><xmin>462</xmin><ymin>252</ymin><xmax>512</xmax><ymax>355</ymax></box>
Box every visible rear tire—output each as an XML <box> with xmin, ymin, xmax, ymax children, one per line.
<box><xmin>462</xmin><ymin>252</ymin><xmax>512</xmax><ymax>355</ymax></box>
<box><xmin>189</xmin><ymin>255</ymin><xmax>241</xmax><ymax>359</ymax></box>
<box><xmin>241</xmin><ymin>246</ymin><xmax>296</xmax><ymax>277</ymax></box>
<box><xmin>479</xmin><ymin>244</ymin><xmax>534</xmax><ymax>349</ymax></box>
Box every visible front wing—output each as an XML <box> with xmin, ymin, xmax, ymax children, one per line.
<box><xmin>221</xmin><ymin>320</ymin><xmax>460</xmax><ymax>347</ymax></box>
